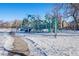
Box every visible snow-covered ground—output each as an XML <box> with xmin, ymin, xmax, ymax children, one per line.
<box><xmin>0</xmin><ymin>34</ymin><xmax>10</xmax><ymax>56</ymax></box>
<box><xmin>0</xmin><ymin>32</ymin><xmax>79</xmax><ymax>56</ymax></box>
<box><xmin>0</xmin><ymin>28</ymin><xmax>17</xmax><ymax>32</ymax></box>
<box><xmin>18</xmin><ymin>33</ymin><xmax>79</xmax><ymax>56</ymax></box>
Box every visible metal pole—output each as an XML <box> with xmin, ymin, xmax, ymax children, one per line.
<box><xmin>49</xmin><ymin>19</ymin><xmax>51</xmax><ymax>32</ymax></box>
<box><xmin>54</xmin><ymin>17</ymin><xmax>57</xmax><ymax>38</ymax></box>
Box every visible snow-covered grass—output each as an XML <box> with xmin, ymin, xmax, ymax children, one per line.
<box><xmin>0</xmin><ymin>34</ymin><xmax>10</xmax><ymax>55</ymax></box>
<box><xmin>0</xmin><ymin>32</ymin><xmax>79</xmax><ymax>56</ymax></box>
<box><xmin>0</xmin><ymin>28</ymin><xmax>17</xmax><ymax>32</ymax></box>
<box><xmin>20</xmin><ymin>33</ymin><xmax>79</xmax><ymax>56</ymax></box>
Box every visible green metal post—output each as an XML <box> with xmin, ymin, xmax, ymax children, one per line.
<box><xmin>55</xmin><ymin>17</ymin><xmax>57</xmax><ymax>37</ymax></box>
<box><xmin>48</xmin><ymin>20</ymin><xmax>51</xmax><ymax>32</ymax></box>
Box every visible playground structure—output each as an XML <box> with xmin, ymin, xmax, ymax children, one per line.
<box><xmin>19</xmin><ymin>15</ymin><xmax>59</xmax><ymax>34</ymax></box>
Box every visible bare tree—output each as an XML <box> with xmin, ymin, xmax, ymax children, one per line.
<box><xmin>64</xmin><ymin>3</ymin><xmax>79</xmax><ymax>30</ymax></box>
<box><xmin>12</xmin><ymin>20</ymin><xmax>21</xmax><ymax>28</ymax></box>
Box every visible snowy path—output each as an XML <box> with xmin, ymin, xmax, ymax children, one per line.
<box><xmin>24</xmin><ymin>38</ymin><xmax>47</xmax><ymax>56</ymax></box>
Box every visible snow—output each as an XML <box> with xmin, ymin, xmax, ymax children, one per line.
<box><xmin>20</xmin><ymin>33</ymin><xmax>79</xmax><ymax>56</ymax></box>
<box><xmin>0</xmin><ymin>31</ymin><xmax>79</xmax><ymax>56</ymax></box>
<box><xmin>3</xmin><ymin>35</ymin><xmax>14</xmax><ymax>51</ymax></box>
<box><xmin>0</xmin><ymin>34</ymin><xmax>9</xmax><ymax>55</ymax></box>
<box><xmin>0</xmin><ymin>28</ymin><xmax>16</xmax><ymax>32</ymax></box>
